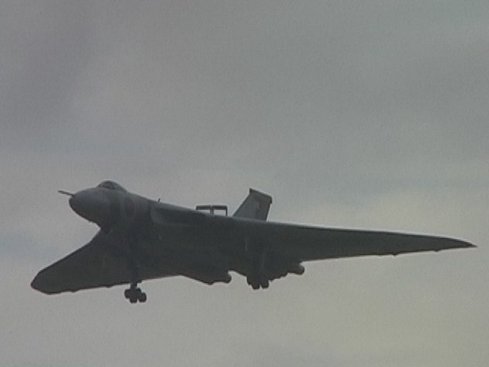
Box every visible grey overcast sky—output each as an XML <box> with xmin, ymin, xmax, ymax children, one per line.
<box><xmin>1</xmin><ymin>1</ymin><xmax>488</xmax><ymax>366</ymax></box>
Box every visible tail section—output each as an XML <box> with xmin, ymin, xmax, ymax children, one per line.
<box><xmin>233</xmin><ymin>189</ymin><xmax>272</xmax><ymax>220</ymax></box>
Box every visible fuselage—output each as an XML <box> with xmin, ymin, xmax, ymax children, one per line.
<box><xmin>67</xmin><ymin>181</ymin><xmax>243</xmax><ymax>281</ymax></box>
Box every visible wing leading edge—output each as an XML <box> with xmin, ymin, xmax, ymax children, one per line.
<box><xmin>236</xmin><ymin>220</ymin><xmax>475</xmax><ymax>262</ymax></box>
<box><xmin>31</xmin><ymin>231</ymin><xmax>175</xmax><ymax>294</ymax></box>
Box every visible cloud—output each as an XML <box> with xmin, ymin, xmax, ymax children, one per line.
<box><xmin>1</xmin><ymin>1</ymin><xmax>487</xmax><ymax>366</ymax></box>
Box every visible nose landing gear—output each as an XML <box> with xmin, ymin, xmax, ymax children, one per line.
<box><xmin>124</xmin><ymin>283</ymin><xmax>147</xmax><ymax>304</ymax></box>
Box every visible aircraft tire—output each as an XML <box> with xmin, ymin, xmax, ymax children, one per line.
<box><xmin>138</xmin><ymin>292</ymin><xmax>147</xmax><ymax>303</ymax></box>
<box><xmin>260</xmin><ymin>279</ymin><xmax>269</xmax><ymax>289</ymax></box>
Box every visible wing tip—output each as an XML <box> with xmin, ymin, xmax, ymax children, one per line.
<box><xmin>31</xmin><ymin>270</ymin><xmax>61</xmax><ymax>295</ymax></box>
<box><xmin>438</xmin><ymin>237</ymin><xmax>476</xmax><ymax>251</ymax></box>
<box><xmin>31</xmin><ymin>272</ymin><xmax>48</xmax><ymax>294</ymax></box>
<box><xmin>453</xmin><ymin>238</ymin><xmax>476</xmax><ymax>248</ymax></box>
<box><xmin>461</xmin><ymin>241</ymin><xmax>476</xmax><ymax>249</ymax></box>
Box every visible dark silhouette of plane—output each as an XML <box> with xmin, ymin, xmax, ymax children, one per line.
<box><xmin>31</xmin><ymin>181</ymin><xmax>474</xmax><ymax>303</ymax></box>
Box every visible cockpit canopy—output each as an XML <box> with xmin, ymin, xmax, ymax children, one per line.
<box><xmin>97</xmin><ymin>180</ymin><xmax>127</xmax><ymax>192</ymax></box>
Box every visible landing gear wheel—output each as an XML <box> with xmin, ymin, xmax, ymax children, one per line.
<box><xmin>124</xmin><ymin>283</ymin><xmax>147</xmax><ymax>304</ymax></box>
<box><xmin>247</xmin><ymin>275</ymin><xmax>263</xmax><ymax>290</ymax></box>
<box><xmin>138</xmin><ymin>291</ymin><xmax>147</xmax><ymax>303</ymax></box>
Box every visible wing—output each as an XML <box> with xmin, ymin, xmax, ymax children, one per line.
<box><xmin>229</xmin><ymin>219</ymin><xmax>474</xmax><ymax>287</ymax></box>
<box><xmin>241</xmin><ymin>220</ymin><xmax>475</xmax><ymax>262</ymax></box>
<box><xmin>31</xmin><ymin>231</ymin><xmax>175</xmax><ymax>294</ymax></box>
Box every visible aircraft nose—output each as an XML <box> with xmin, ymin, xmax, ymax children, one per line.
<box><xmin>69</xmin><ymin>191</ymin><xmax>89</xmax><ymax>215</ymax></box>
<box><xmin>69</xmin><ymin>190</ymin><xmax>111</xmax><ymax>227</ymax></box>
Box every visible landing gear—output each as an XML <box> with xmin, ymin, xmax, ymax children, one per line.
<box><xmin>123</xmin><ymin>236</ymin><xmax>147</xmax><ymax>304</ymax></box>
<box><xmin>245</xmin><ymin>241</ymin><xmax>270</xmax><ymax>290</ymax></box>
<box><xmin>246</xmin><ymin>275</ymin><xmax>269</xmax><ymax>290</ymax></box>
<box><xmin>124</xmin><ymin>283</ymin><xmax>147</xmax><ymax>304</ymax></box>
<box><xmin>244</xmin><ymin>238</ymin><xmax>304</xmax><ymax>290</ymax></box>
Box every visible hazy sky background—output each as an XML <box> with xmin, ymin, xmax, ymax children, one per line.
<box><xmin>1</xmin><ymin>1</ymin><xmax>488</xmax><ymax>366</ymax></box>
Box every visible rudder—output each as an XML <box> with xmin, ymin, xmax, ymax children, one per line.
<box><xmin>233</xmin><ymin>188</ymin><xmax>272</xmax><ymax>220</ymax></box>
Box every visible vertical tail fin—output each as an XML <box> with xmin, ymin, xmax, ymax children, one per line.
<box><xmin>233</xmin><ymin>189</ymin><xmax>272</xmax><ymax>220</ymax></box>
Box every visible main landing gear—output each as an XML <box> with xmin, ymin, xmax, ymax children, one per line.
<box><xmin>246</xmin><ymin>241</ymin><xmax>270</xmax><ymax>290</ymax></box>
<box><xmin>247</xmin><ymin>274</ymin><xmax>269</xmax><ymax>290</ymax></box>
<box><xmin>124</xmin><ymin>283</ymin><xmax>147</xmax><ymax>304</ymax></box>
<box><xmin>123</xmin><ymin>236</ymin><xmax>147</xmax><ymax>304</ymax></box>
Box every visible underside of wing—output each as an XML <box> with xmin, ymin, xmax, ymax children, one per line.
<box><xmin>229</xmin><ymin>219</ymin><xmax>474</xmax><ymax>289</ymax></box>
<box><xmin>31</xmin><ymin>231</ymin><xmax>175</xmax><ymax>294</ymax></box>
<box><xmin>240</xmin><ymin>220</ymin><xmax>475</xmax><ymax>262</ymax></box>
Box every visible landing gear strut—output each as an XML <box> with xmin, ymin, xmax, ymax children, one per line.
<box><xmin>245</xmin><ymin>240</ymin><xmax>270</xmax><ymax>290</ymax></box>
<box><xmin>124</xmin><ymin>282</ymin><xmax>147</xmax><ymax>304</ymax></box>
<box><xmin>123</xmin><ymin>236</ymin><xmax>147</xmax><ymax>304</ymax></box>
